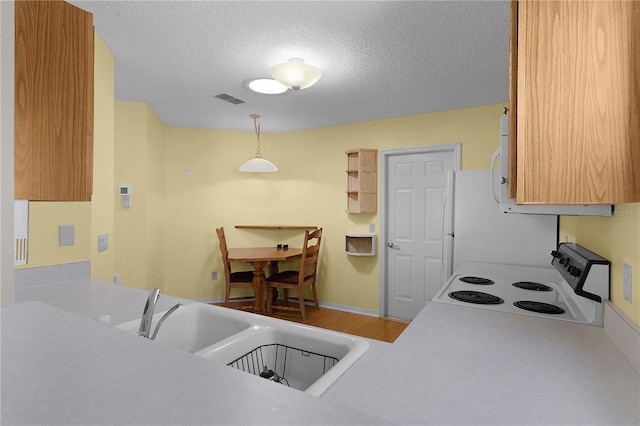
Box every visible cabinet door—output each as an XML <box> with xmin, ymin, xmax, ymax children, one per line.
<box><xmin>515</xmin><ymin>0</ymin><xmax>640</xmax><ymax>204</ymax></box>
<box><xmin>14</xmin><ymin>0</ymin><xmax>94</xmax><ymax>201</ymax></box>
<box><xmin>507</xmin><ymin>0</ymin><xmax>518</xmax><ymax>200</ymax></box>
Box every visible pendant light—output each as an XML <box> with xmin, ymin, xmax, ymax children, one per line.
<box><xmin>270</xmin><ymin>58</ymin><xmax>322</xmax><ymax>91</ymax></box>
<box><xmin>239</xmin><ymin>114</ymin><xmax>278</xmax><ymax>172</ymax></box>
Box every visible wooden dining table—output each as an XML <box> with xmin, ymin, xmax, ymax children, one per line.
<box><xmin>226</xmin><ymin>246</ymin><xmax>303</xmax><ymax>313</ymax></box>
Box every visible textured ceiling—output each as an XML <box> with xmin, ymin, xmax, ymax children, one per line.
<box><xmin>70</xmin><ymin>1</ymin><xmax>511</xmax><ymax>133</ymax></box>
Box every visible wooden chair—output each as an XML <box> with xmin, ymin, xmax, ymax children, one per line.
<box><xmin>216</xmin><ymin>227</ymin><xmax>255</xmax><ymax>308</ymax></box>
<box><xmin>266</xmin><ymin>228</ymin><xmax>322</xmax><ymax>320</ymax></box>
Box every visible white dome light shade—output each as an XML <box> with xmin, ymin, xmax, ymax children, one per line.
<box><xmin>248</xmin><ymin>78</ymin><xmax>288</xmax><ymax>94</ymax></box>
<box><xmin>270</xmin><ymin>58</ymin><xmax>322</xmax><ymax>91</ymax></box>
<box><xmin>239</xmin><ymin>156</ymin><xmax>278</xmax><ymax>172</ymax></box>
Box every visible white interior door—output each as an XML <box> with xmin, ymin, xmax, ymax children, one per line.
<box><xmin>381</xmin><ymin>145</ymin><xmax>459</xmax><ymax>321</ymax></box>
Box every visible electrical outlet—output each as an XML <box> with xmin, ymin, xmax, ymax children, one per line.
<box><xmin>369</xmin><ymin>223</ymin><xmax>375</xmax><ymax>233</ymax></box>
<box><xmin>113</xmin><ymin>274</ymin><xmax>120</xmax><ymax>284</ymax></box>
<box><xmin>98</xmin><ymin>234</ymin><xmax>108</xmax><ymax>252</ymax></box>
<box><xmin>623</xmin><ymin>264</ymin><xmax>632</xmax><ymax>303</ymax></box>
<box><xmin>212</xmin><ymin>271</ymin><xmax>218</xmax><ymax>280</ymax></box>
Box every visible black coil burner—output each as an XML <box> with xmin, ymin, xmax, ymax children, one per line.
<box><xmin>448</xmin><ymin>291</ymin><xmax>504</xmax><ymax>305</ymax></box>
<box><xmin>459</xmin><ymin>276</ymin><xmax>494</xmax><ymax>285</ymax></box>
<box><xmin>512</xmin><ymin>281</ymin><xmax>552</xmax><ymax>292</ymax></box>
<box><xmin>513</xmin><ymin>301</ymin><xmax>565</xmax><ymax>315</ymax></box>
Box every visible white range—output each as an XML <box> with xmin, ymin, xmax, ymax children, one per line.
<box><xmin>433</xmin><ymin>242</ymin><xmax>610</xmax><ymax>326</ymax></box>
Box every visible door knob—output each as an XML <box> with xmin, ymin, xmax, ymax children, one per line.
<box><xmin>387</xmin><ymin>242</ymin><xmax>400</xmax><ymax>249</ymax></box>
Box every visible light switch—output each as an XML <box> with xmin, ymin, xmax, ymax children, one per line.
<box><xmin>98</xmin><ymin>234</ymin><xmax>108</xmax><ymax>252</ymax></box>
<box><xmin>59</xmin><ymin>225</ymin><xmax>75</xmax><ymax>246</ymax></box>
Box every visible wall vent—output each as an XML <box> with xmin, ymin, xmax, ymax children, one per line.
<box><xmin>214</xmin><ymin>93</ymin><xmax>246</xmax><ymax>105</ymax></box>
<box><xmin>14</xmin><ymin>200</ymin><xmax>28</xmax><ymax>265</ymax></box>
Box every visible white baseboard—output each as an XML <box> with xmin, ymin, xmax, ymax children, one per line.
<box><xmin>317</xmin><ymin>301</ymin><xmax>379</xmax><ymax>317</ymax></box>
<box><xmin>604</xmin><ymin>302</ymin><xmax>640</xmax><ymax>373</ymax></box>
<box><xmin>191</xmin><ymin>297</ymin><xmax>380</xmax><ymax>317</ymax></box>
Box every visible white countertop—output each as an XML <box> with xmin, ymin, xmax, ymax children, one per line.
<box><xmin>8</xmin><ymin>279</ymin><xmax>640</xmax><ymax>425</ymax></box>
<box><xmin>325</xmin><ymin>302</ymin><xmax>640</xmax><ymax>425</ymax></box>
<box><xmin>6</xmin><ymin>282</ymin><xmax>386</xmax><ymax>425</ymax></box>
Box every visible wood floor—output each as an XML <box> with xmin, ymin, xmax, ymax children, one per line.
<box><xmin>215</xmin><ymin>301</ymin><xmax>410</xmax><ymax>343</ymax></box>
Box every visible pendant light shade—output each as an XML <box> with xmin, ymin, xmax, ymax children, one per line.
<box><xmin>239</xmin><ymin>114</ymin><xmax>278</xmax><ymax>173</ymax></box>
<box><xmin>239</xmin><ymin>156</ymin><xmax>278</xmax><ymax>172</ymax></box>
<box><xmin>270</xmin><ymin>58</ymin><xmax>322</xmax><ymax>91</ymax></box>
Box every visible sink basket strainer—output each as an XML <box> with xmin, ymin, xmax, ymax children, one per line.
<box><xmin>227</xmin><ymin>343</ymin><xmax>339</xmax><ymax>391</ymax></box>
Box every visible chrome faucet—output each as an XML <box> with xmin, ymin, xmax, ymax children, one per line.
<box><xmin>137</xmin><ymin>288</ymin><xmax>182</xmax><ymax>339</ymax></box>
<box><xmin>138</xmin><ymin>288</ymin><xmax>160</xmax><ymax>338</ymax></box>
<box><xmin>149</xmin><ymin>303</ymin><xmax>182</xmax><ymax>340</ymax></box>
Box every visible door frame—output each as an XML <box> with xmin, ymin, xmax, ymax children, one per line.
<box><xmin>378</xmin><ymin>144</ymin><xmax>461</xmax><ymax>317</ymax></box>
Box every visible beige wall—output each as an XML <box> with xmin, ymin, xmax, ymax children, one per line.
<box><xmin>19</xmin><ymin>202</ymin><xmax>91</xmax><ymax>268</ymax></box>
<box><xmin>90</xmin><ymin>35</ymin><xmax>116</xmax><ymax>281</ymax></box>
<box><xmin>160</xmin><ymin>104</ymin><xmax>507</xmax><ymax>305</ymax></box>
<box><xmin>114</xmin><ymin>102</ymin><xmax>165</xmax><ymax>291</ymax></box>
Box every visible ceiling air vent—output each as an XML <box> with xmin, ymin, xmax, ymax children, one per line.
<box><xmin>214</xmin><ymin>93</ymin><xmax>246</xmax><ymax>105</ymax></box>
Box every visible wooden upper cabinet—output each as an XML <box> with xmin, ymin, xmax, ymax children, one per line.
<box><xmin>510</xmin><ymin>0</ymin><xmax>640</xmax><ymax>204</ymax></box>
<box><xmin>14</xmin><ymin>0</ymin><xmax>94</xmax><ymax>201</ymax></box>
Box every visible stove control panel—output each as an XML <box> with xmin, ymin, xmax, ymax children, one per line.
<box><xmin>551</xmin><ymin>243</ymin><xmax>610</xmax><ymax>303</ymax></box>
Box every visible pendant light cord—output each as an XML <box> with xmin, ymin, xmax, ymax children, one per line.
<box><xmin>239</xmin><ymin>113</ymin><xmax>277</xmax><ymax>172</ymax></box>
<box><xmin>251</xmin><ymin>114</ymin><xmax>263</xmax><ymax>158</ymax></box>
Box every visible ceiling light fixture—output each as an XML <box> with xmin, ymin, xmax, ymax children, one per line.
<box><xmin>270</xmin><ymin>58</ymin><xmax>322</xmax><ymax>91</ymax></box>
<box><xmin>239</xmin><ymin>114</ymin><xmax>278</xmax><ymax>173</ymax></box>
<box><xmin>247</xmin><ymin>78</ymin><xmax>288</xmax><ymax>95</ymax></box>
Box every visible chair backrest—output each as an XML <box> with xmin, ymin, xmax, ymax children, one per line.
<box><xmin>298</xmin><ymin>228</ymin><xmax>322</xmax><ymax>285</ymax></box>
<box><xmin>216</xmin><ymin>227</ymin><xmax>232</xmax><ymax>280</ymax></box>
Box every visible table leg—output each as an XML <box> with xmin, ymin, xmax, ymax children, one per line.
<box><xmin>268</xmin><ymin>261</ymin><xmax>279</xmax><ymax>305</ymax></box>
<box><xmin>252</xmin><ymin>261</ymin><xmax>267</xmax><ymax>312</ymax></box>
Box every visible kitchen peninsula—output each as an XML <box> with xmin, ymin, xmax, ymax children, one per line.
<box><xmin>5</xmin><ymin>277</ymin><xmax>639</xmax><ymax>425</ymax></box>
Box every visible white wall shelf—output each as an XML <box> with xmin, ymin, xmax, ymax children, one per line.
<box><xmin>345</xmin><ymin>233</ymin><xmax>377</xmax><ymax>256</ymax></box>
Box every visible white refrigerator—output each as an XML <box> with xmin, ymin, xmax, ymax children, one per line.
<box><xmin>442</xmin><ymin>169</ymin><xmax>558</xmax><ymax>279</ymax></box>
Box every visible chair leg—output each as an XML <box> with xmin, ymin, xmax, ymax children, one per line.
<box><xmin>298</xmin><ymin>288</ymin><xmax>306</xmax><ymax>320</ymax></box>
<box><xmin>311</xmin><ymin>282</ymin><xmax>319</xmax><ymax>310</ymax></box>
<box><xmin>266</xmin><ymin>285</ymin><xmax>273</xmax><ymax>314</ymax></box>
<box><xmin>225</xmin><ymin>285</ymin><xmax>231</xmax><ymax>306</ymax></box>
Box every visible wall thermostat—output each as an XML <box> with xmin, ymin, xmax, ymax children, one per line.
<box><xmin>118</xmin><ymin>185</ymin><xmax>132</xmax><ymax>208</ymax></box>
